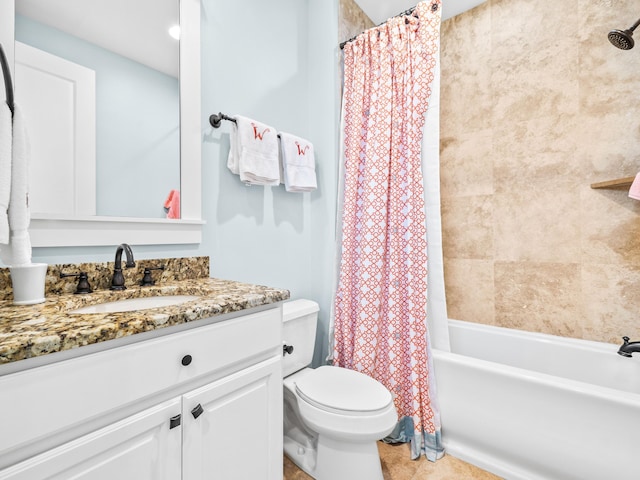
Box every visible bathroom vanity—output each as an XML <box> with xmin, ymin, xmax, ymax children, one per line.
<box><xmin>0</xmin><ymin>272</ymin><xmax>289</xmax><ymax>480</ymax></box>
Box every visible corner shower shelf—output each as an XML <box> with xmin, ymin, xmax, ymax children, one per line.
<box><xmin>590</xmin><ymin>176</ymin><xmax>635</xmax><ymax>189</ymax></box>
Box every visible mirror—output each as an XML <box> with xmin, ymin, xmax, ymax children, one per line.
<box><xmin>12</xmin><ymin>0</ymin><xmax>202</xmax><ymax>246</ymax></box>
<box><xmin>16</xmin><ymin>0</ymin><xmax>180</xmax><ymax>219</ymax></box>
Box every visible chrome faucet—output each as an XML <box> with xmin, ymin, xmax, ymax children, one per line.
<box><xmin>617</xmin><ymin>336</ymin><xmax>640</xmax><ymax>357</ymax></box>
<box><xmin>110</xmin><ymin>243</ymin><xmax>136</xmax><ymax>291</ymax></box>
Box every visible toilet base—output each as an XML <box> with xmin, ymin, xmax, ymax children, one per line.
<box><xmin>316</xmin><ymin>435</ymin><xmax>384</xmax><ymax>480</ymax></box>
<box><xmin>285</xmin><ymin>434</ymin><xmax>384</xmax><ymax>480</ymax></box>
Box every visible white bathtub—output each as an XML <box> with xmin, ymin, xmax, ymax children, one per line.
<box><xmin>432</xmin><ymin>319</ymin><xmax>640</xmax><ymax>480</ymax></box>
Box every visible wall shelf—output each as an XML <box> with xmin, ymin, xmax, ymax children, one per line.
<box><xmin>590</xmin><ymin>176</ymin><xmax>635</xmax><ymax>190</ymax></box>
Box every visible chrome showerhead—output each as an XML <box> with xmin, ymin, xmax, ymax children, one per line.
<box><xmin>609</xmin><ymin>18</ymin><xmax>640</xmax><ymax>50</ymax></box>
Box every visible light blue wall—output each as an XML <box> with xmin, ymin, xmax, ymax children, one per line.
<box><xmin>30</xmin><ymin>0</ymin><xmax>341</xmax><ymax>364</ymax></box>
<box><xmin>15</xmin><ymin>15</ymin><xmax>180</xmax><ymax>219</ymax></box>
<box><xmin>200</xmin><ymin>0</ymin><xmax>340</xmax><ymax>365</ymax></box>
<box><xmin>306</xmin><ymin>0</ymin><xmax>341</xmax><ymax>365</ymax></box>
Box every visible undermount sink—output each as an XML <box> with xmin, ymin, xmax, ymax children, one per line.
<box><xmin>68</xmin><ymin>295</ymin><xmax>201</xmax><ymax>314</ymax></box>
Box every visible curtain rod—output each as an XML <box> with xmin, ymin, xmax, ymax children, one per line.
<box><xmin>340</xmin><ymin>3</ymin><xmax>436</xmax><ymax>50</ymax></box>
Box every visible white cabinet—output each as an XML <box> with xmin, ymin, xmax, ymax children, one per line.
<box><xmin>0</xmin><ymin>307</ymin><xmax>283</xmax><ymax>480</ymax></box>
<box><xmin>183</xmin><ymin>357</ymin><xmax>281</xmax><ymax>480</ymax></box>
<box><xmin>0</xmin><ymin>398</ymin><xmax>182</xmax><ymax>480</ymax></box>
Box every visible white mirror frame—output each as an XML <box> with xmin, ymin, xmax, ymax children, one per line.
<box><xmin>29</xmin><ymin>0</ymin><xmax>203</xmax><ymax>247</ymax></box>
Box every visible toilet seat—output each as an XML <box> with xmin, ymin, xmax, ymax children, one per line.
<box><xmin>295</xmin><ymin>366</ymin><xmax>393</xmax><ymax>415</ymax></box>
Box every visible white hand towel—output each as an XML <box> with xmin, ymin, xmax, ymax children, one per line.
<box><xmin>228</xmin><ymin>115</ymin><xmax>279</xmax><ymax>186</ymax></box>
<box><xmin>0</xmin><ymin>102</ymin><xmax>11</xmax><ymax>244</ymax></box>
<box><xmin>7</xmin><ymin>105</ymin><xmax>31</xmax><ymax>266</ymax></box>
<box><xmin>629</xmin><ymin>173</ymin><xmax>640</xmax><ymax>200</ymax></box>
<box><xmin>227</xmin><ymin>121</ymin><xmax>240</xmax><ymax>175</ymax></box>
<box><xmin>278</xmin><ymin>131</ymin><xmax>317</xmax><ymax>192</ymax></box>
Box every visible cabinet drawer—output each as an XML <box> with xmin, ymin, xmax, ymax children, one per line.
<box><xmin>0</xmin><ymin>306</ymin><xmax>281</xmax><ymax>464</ymax></box>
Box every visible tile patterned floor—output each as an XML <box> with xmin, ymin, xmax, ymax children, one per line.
<box><xmin>283</xmin><ymin>442</ymin><xmax>503</xmax><ymax>480</ymax></box>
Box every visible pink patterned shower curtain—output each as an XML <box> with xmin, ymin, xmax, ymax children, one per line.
<box><xmin>333</xmin><ymin>0</ymin><xmax>443</xmax><ymax>461</ymax></box>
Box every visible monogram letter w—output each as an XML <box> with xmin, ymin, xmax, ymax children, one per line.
<box><xmin>252</xmin><ymin>123</ymin><xmax>270</xmax><ymax>141</ymax></box>
<box><xmin>295</xmin><ymin>142</ymin><xmax>310</xmax><ymax>155</ymax></box>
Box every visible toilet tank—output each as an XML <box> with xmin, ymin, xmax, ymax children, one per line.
<box><xmin>282</xmin><ymin>299</ymin><xmax>319</xmax><ymax>377</ymax></box>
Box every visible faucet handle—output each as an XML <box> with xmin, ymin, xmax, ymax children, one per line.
<box><xmin>622</xmin><ymin>336</ymin><xmax>630</xmax><ymax>345</ymax></box>
<box><xmin>60</xmin><ymin>271</ymin><xmax>93</xmax><ymax>294</ymax></box>
<box><xmin>140</xmin><ymin>265</ymin><xmax>165</xmax><ymax>286</ymax></box>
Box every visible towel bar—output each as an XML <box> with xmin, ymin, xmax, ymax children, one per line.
<box><xmin>209</xmin><ymin>112</ymin><xmax>282</xmax><ymax>140</ymax></box>
<box><xmin>209</xmin><ymin>112</ymin><xmax>236</xmax><ymax>128</ymax></box>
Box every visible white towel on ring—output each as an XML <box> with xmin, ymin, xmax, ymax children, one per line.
<box><xmin>0</xmin><ymin>105</ymin><xmax>32</xmax><ymax>266</ymax></box>
<box><xmin>227</xmin><ymin>115</ymin><xmax>279</xmax><ymax>186</ymax></box>
<box><xmin>0</xmin><ymin>102</ymin><xmax>11</xmax><ymax>244</ymax></box>
<box><xmin>278</xmin><ymin>131</ymin><xmax>317</xmax><ymax>192</ymax></box>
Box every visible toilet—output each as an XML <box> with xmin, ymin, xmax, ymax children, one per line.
<box><xmin>282</xmin><ymin>299</ymin><xmax>397</xmax><ymax>480</ymax></box>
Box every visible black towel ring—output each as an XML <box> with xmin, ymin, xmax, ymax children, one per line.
<box><xmin>0</xmin><ymin>43</ymin><xmax>14</xmax><ymax>117</ymax></box>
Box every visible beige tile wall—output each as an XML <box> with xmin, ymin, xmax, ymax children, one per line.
<box><xmin>338</xmin><ymin>0</ymin><xmax>374</xmax><ymax>44</ymax></box>
<box><xmin>440</xmin><ymin>0</ymin><xmax>640</xmax><ymax>343</ymax></box>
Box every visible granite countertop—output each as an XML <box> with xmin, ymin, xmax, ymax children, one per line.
<box><xmin>0</xmin><ymin>278</ymin><xmax>290</xmax><ymax>366</ymax></box>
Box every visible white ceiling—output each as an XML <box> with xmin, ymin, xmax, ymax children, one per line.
<box><xmin>354</xmin><ymin>0</ymin><xmax>487</xmax><ymax>24</ymax></box>
<box><xmin>15</xmin><ymin>0</ymin><xmax>179</xmax><ymax>77</ymax></box>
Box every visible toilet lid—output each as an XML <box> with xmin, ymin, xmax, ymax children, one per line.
<box><xmin>295</xmin><ymin>366</ymin><xmax>393</xmax><ymax>413</ymax></box>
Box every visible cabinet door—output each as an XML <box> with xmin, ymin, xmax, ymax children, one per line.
<box><xmin>183</xmin><ymin>356</ymin><xmax>282</xmax><ymax>480</ymax></box>
<box><xmin>0</xmin><ymin>398</ymin><xmax>181</xmax><ymax>480</ymax></box>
